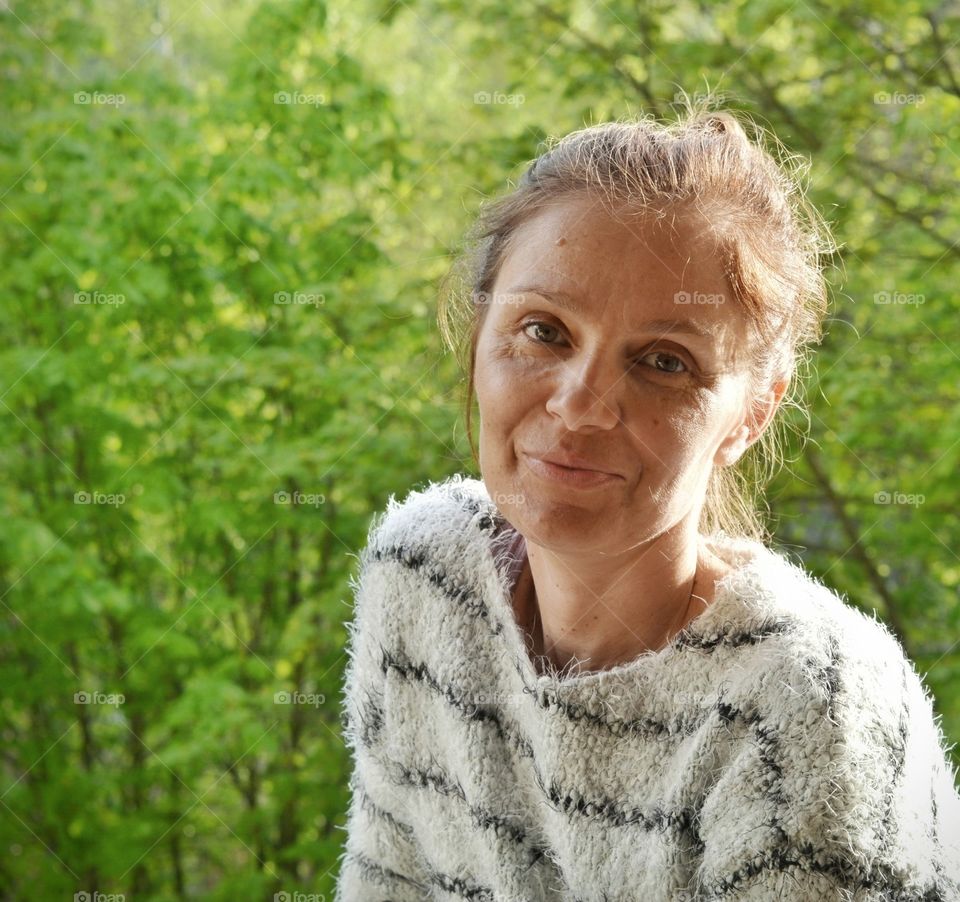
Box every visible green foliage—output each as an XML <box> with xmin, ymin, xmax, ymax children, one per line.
<box><xmin>1</xmin><ymin>0</ymin><xmax>958</xmax><ymax>896</ymax></box>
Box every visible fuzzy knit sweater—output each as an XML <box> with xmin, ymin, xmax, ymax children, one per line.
<box><xmin>333</xmin><ymin>474</ymin><xmax>960</xmax><ymax>901</ymax></box>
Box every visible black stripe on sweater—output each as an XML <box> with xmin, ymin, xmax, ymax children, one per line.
<box><xmin>351</xmin><ymin>773</ymin><xmax>546</xmax><ymax>892</ymax></box>
<box><xmin>376</xmin><ymin>732</ymin><xmax>702</xmax><ymax>845</ymax></box>
<box><xmin>429</xmin><ymin>871</ymin><xmax>496</xmax><ymax>901</ymax></box>
<box><xmin>380</xmin><ymin>647</ymin><xmax>535</xmax><ymax>759</ymax></box>
<box><xmin>346</xmin><ymin>848</ymin><xmax>500</xmax><ymax>902</ymax></box>
<box><xmin>745</xmin><ymin>704</ymin><xmax>789</xmax><ymax>849</ymax></box>
<box><xmin>355</xmin><ymin>781</ymin><xmax>416</xmax><ymax>839</ymax></box>
<box><xmin>443</xmin><ymin>489</ymin><xmax>499</xmax><ymax>530</ymax></box>
<box><xmin>821</xmin><ymin>632</ymin><xmax>844</xmax><ymax>726</ymax></box>
<box><xmin>368</xmin><ymin>544</ymin><xmax>502</xmax><ymax>631</ymax></box>
<box><xmin>677</xmin><ymin>619</ymin><xmax>795</xmax><ymax>652</ymax></box>
<box><xmin>345</xmin><ymin>848</ymin><xmax>428</xmax><ymax>894</ymax></box>
<box><xmin>535</xmin><ymin>773</ymin><xmax>699</xmax><ymax>834</ymax></box>
<box><xmin>703</xmin><ymin>839</ymin><xmax>951</xmax><ymax>901</ymax></box>
<box><xmin>876</xmin><ymin>658</ymin><xmax>912</xmax><ymax>866</ymax></box>
<box><xmin>517</xmin><ymin>674</ymin><xmax>708</xmax><ymax>739</ymax></box>
<box><xmin>389</xmin><ymin>760</ymin><xmax>549</xmax><ymax>869</ymax></box>
<box><xmin>340</xmin><ymin>677</ymin><xmax>387</xmax><ymax>749</ymax></box>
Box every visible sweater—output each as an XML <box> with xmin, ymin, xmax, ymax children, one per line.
<box><xmin>333</xmin><ymin>473</ymin><xmax>960</xmax><ymax>901</ymax></box>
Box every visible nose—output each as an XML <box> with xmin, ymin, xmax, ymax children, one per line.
<box><xmin>545</xmin><ymin>354</ymin><xmax>623</xmax><ymax>431</ymax></box>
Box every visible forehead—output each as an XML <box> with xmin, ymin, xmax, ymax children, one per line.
<box><xmin>500</xmin><ymin>195</ymin><xmax>722</xmax><ymax>284</ymax></box>
<box><xmin>493</xmin><ymin>194</ymin><xmax>747</xmax><ymax>340</ymax></box>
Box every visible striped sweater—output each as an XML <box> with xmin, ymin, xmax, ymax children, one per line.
<box><xmin>333</xmin><ymin>474</ymin><xmax>960</xmax><ymax>901</ymax></box>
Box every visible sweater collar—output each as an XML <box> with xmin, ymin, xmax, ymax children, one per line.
<box><xmin>430</xmin><ymin>473</ymin><xmax>813</xmax><ymax>690</ymax></box>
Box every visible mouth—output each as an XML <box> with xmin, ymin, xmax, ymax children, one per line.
<box><xmin>523</xmin><ymin>449</ymin><xmax>620</xmax><ymax>476</ymax></box>
<box><xmin>522</xmin><ymin>452</ymin><xmax>622</xmax><ymax>488</ymax></box>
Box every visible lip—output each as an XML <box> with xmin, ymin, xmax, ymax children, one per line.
<box><xmin>522</xmin><ymin>452</ymin><xmax>621</xmax><ymax>488</ymax></box>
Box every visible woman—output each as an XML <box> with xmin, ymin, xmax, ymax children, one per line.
<box><xmin>334</xmin><ymin>108</ymin><xmax>960</xmax><ymax>900</ymax></box>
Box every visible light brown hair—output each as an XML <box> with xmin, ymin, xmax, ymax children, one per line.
<box><xmin>438</xmin><ymin>100</ymin><xmax>836</xmax><ymax>542</ymax></box>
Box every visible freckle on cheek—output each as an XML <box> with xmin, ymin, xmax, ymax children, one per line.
<box><xmin>555</xmin><ymin>237</ymin><xmax>567</xmax><ymax>246</ymax></box>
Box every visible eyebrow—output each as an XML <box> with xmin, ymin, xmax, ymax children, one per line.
<box><xmin>505</xmin><ymin>285</ymin><xmax>716</xmax><ymax>339</ymax></box>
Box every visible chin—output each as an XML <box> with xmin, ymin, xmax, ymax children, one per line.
<box><xmin>513</xmin><ymin>494</ymin><xmax>616</xmax><ymax>542</ymax></box>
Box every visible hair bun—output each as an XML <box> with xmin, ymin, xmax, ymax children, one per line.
<box><xmin>698</xmin><ymin>111</ymin><xmax>747</xmax><ymax>141</ymax></box>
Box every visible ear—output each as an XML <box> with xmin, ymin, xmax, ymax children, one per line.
<box><xmin>713</xmin><ymin>378</ymin><xmax>789</xmax><ymax>468</ymax></box>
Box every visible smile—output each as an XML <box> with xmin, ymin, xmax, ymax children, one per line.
<box><xmin>523</xmin><ymin>454</ymin><xmax>621</xmax><ymax>488</ymax></box>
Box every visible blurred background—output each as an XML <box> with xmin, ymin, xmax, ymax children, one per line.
<box><xmin>2</xmin><ymin>0</ymin><xmax>959</xmax><ymax>897</ymax></box>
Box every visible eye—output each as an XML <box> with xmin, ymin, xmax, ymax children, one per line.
<box><xmin>521</xmin><ymin>321</ymin><xmax>562</xmax><ymax>344</ymax></box>
<box><xmin>637</xmin><ymin>351</ymin><xmax>689</xmax><ymax>375</ymax></box>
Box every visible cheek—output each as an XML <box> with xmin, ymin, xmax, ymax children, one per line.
<box><xmin>475</xmin><ymin>368</ymin><xmax>514</xmax><ymax>448</ymax></box>
<box><xmin>627</xmin><ymin>391</ymin><xmax>717</xmax><ymax>460</ymax></box>
<box><xmin>631</xmin><ymin>382</ymin><xmax>704</xmax><ymax>425</ymax></box>
<box><xmin>475</xmin><ymin>361</ymin><xmax>507</xmax><ymax>422</ymax></box>
<box><xmin>475</xmin><ymin>337</ymin><xmax>538</xmax><ymax>414</ymax></box>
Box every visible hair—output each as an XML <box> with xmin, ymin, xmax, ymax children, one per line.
<box><xmin>437</xmin><ymin>97</ymin><xmax>837</xmax><ymax>543</ymax></box>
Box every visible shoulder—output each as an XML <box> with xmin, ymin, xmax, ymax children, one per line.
<box><xmin>705</xmin><ymin>534</ymin><xmax>916</xmax><ymax>690</ymax></box>
<box><xmin>702</xmin><ymin>534</ymin><xmax>952</xmax><ymax>800</ymax></box>
<box><xmin>358</xmin><ymin>473</ymin><xmax>498</xmax><ymax>550</ymax></box>
<box><xmin>702</xmin><ymin>538</ymin><xmax>960</xmax><ymax>892</ymax></box>
<box><xmin>701</xmin><ymin>534</ymin><xmax>923</xmax><ymax>733</ymax></box>
<box><xmin>342</xmin><ymin>474</ymin><xmax>497</xmax><ymax>698</ymax></box>
<box><xmin>721</xmin><ymin>537</ymin><xmax>941</xmax><ymax>751</ymax></box>
<box><xmin>348</xmin><ymin>474</ymin><xmax>504</xmax><ymax>629</ymax></box>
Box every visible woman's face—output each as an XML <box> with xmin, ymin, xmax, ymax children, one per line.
<box><xmin>474</xmin><ymin>194</ymin><xmax>762</xmax><ymax>552</ymax></box>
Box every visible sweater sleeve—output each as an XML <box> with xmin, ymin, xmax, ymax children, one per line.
<box><xmin>332</xmin><ymin>534</ymin><xmax>431</xmax><ymax>902</ymax></box>
<box><xmin>696</xmin><ymin>622</ymin><xmax>960</xmax><ymax>901</ymax></box>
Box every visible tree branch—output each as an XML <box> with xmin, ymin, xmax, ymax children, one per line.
<box><xmin>803</xmin><ymin>444</ymin><xmax>910</xmax><ymax>649</ymax></box>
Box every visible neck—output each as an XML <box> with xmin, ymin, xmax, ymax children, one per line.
<box><xmin>514</xmin><ymin>520</ymin><xmax>717</xmax><ymax>675</ymax></box>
